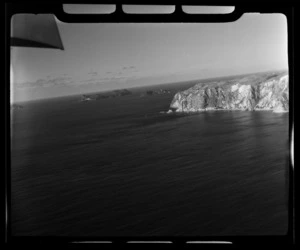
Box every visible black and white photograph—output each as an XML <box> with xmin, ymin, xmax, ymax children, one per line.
<box><xmin>8</xmin><ymin>4</ymin><xmax>292</xmax><ymax>243</ymax></box>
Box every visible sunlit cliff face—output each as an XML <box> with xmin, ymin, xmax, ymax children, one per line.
<box><xmin>170</xmin><ymin>72</ymin><xmax>289</xmax><ymax>113</ymax></box>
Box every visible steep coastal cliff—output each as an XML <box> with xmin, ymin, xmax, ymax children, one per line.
<box><xmin>170</xmin><ymin>71</ymin><xmax>289</xmax><ymax>113</ymax></box>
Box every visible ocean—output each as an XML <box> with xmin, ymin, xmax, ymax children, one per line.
<box><xmin>10</xmin><ymin>80</ymin><xmax>289</xmax><ymax>237</ymax></box>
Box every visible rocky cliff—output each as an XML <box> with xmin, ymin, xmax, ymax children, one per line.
<box><xmin>170</xmin><ymin>71</ymin><xmax>289</xmax><ymax>113</ymax></box>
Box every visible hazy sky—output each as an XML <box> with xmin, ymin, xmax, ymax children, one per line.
<box><xmin>11</xmin><ymin>13</ymin><xmax>288</xmax><ymax>102</ymax></box>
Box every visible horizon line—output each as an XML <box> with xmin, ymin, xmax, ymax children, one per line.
<box><xmin>10</xmin><ymin>68</ymin><xmax>288</xmax><ymax>104</ymax></box>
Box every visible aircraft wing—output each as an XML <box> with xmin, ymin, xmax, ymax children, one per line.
<box><xmin>11</xmin><ymin>14</ymin><xmax>64</xmax><ymax>50</ymax></box>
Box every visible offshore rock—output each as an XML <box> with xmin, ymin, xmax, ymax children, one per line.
<box><xmin>170</xmin><ymin>71</ymin><xmax>289</xmax><ymax>113</ymax></box>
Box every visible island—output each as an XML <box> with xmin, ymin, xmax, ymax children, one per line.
<box><xmin>11</xmin><ymin>104</ymin><xmax>24</xmax><ymax>110</ymax></box>
<box><xmin>140</xmin><ymin>89</ymin><xmax>171</xmax><ymax>97</ymax></box>
<box><xmin>169</xmin><ymin>71</ymin><xmax>289</xmax><ymax>113</ymax></box>
<box><xmin>80</xmin><ymin>94</ymin><xmax>93</xmax><ymax>102</ymax></box>
<box><xmin>80</xmin><ymin>89</ymin><xmax>132</xmax><ymax>102</ymax></box>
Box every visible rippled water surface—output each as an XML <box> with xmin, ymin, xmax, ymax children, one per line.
<box><xmin>11</xmin><ymin>83</ymin><xmax>289</xmax><ymax>236</ymax></box>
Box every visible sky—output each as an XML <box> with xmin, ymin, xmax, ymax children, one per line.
<box><xmin>11</xmin><ymin>13</ymin><xmax>288</xmax><ymax>103</ymax></box>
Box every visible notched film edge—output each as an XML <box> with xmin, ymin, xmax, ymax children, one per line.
<box><xmin>7</xmin><ymin>3</ymin><xmax>294</xmax><ymax>245</ymax></box>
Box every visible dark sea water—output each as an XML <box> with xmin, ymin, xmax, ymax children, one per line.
<box><xmin>11</xmin><ymin>82</ymin><xmax>289</xmax><ymax>237</ymax></box>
